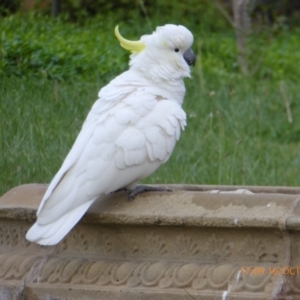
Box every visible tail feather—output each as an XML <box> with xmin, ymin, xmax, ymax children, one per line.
<box><xmin>26</xmin><ymin>200</ymin><xmax>94</xmax><ymax>245</ymax></box>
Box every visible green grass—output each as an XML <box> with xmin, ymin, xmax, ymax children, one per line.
<box><xmin>0</xmin><ymin>78</ymin><xmax>98</xmax><ymax>192</ymax></box>
<box><xmin>156</xmin><ymin>77</ymin><xmax>300</xmax><ymax>186</ymax></box>
<box><xmin>1</xmin><ymin>11</ymin><xmax>300</xmax><ymax>195</ymax></box>
<box><xmin>1</xmin><ymin>75</ymin><xmax>300</xmax><ymax>195</ymax></box>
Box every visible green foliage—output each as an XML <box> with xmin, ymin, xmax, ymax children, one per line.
<box><xmin>0</xmin><ymin>1</ymin><xmax>232</xmax><ymax>80</ymax></box>
<box><xmin>0</xmin><ymin>13</ymin><xmax>129</xmax><ymax>80</ymax></box>
<box><xmin>1</xmin><ymin>10</ymin><xmax>300</xmax><ymax>82</ymax></box>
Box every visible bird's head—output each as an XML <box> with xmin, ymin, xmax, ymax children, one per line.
<box><xmin>115</xmin><ymin>24</ymin><xmax>195</xmax><ymax>82</ymax></box>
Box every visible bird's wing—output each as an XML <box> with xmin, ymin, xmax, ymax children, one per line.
<box><xmin>38</xmin><ymin>72</ymin><xmax>138</xmax><ymax>211</ymax></box>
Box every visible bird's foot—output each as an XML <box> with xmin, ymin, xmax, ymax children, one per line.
<box><xmin>128</xmin><ymin>185</ymin><xmax>171</xmax><ymax>201</ymax></box>
<box><xmin>111</xmin><ymin>187</ymin><xmax>128</xmax><ymax>194</ymax></box>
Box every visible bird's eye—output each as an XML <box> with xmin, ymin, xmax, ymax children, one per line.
<box><xmin>174</xmin><ymin>48</ymin><xmax>179</xmax><ymax>52</ymax></box>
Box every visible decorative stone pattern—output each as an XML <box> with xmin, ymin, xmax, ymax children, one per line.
<box><xmin>1</xmin><ymin>184</ymin><xmax>300</xmax><ymax>299</ymax></box>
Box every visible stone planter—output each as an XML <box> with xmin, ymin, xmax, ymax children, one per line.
<box><xmin>1</xmin><ymin>184</ymin><xmax>300</xmax><ymax>299</ymax></box>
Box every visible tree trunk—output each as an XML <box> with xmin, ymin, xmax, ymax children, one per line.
<box><xmin>231</xmin><ymin>0</ymin><xmax>252</xmax><ymax>74</ymax></box>
<box><xmin>51</xmin><ymin>0</ymin><xmax>61</xmax><ymax>17</ymax></box>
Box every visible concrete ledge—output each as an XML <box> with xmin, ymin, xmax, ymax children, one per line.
<box><xmin>1</xmin><ymin>184</ymin><xmax>300</xmax><ymax>299</ymax></box>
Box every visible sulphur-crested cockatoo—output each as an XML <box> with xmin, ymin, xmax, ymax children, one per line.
<box><xmin>26</xmin><ymin>24</ymin><xmax>195</xmax><ymax>245</ymax></box>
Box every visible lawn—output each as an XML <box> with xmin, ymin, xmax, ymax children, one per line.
<box><xmin>1</xmin><ymin>8</ymin><xmax>300</xmax><ymax>195</ymax></box>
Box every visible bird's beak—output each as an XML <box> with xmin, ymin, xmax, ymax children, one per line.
<box><xmin>183</xmin><ymin>49</ymin><xmax>196</xmax><ymax>67</ymax></box>
<box><xmin>115</xmin><ymin>25</ymin><xmax>146</xmax><ymax>53</ymax></box>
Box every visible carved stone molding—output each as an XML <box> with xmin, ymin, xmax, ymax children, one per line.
<box><xmin>1</xmin><ymin>184</ymin><xmax>300</xmax><ymax>299</ymax></box>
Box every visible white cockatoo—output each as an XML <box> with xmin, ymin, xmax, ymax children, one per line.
<box><xmin>26</xmin><ymin>24</ymin><xmax>195</xmax><ymax>245</ymax></box>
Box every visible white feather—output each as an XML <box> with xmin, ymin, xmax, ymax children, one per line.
<box><xmin>26</xmin><ymin>24</ymin><xmax>194</xmax><ymax>245</ymax></box>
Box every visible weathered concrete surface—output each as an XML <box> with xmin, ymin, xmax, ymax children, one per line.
<box><xmin>1</xmin><ymin>184</ymin><xmax>300</xmax><ymax>300</ymax></box>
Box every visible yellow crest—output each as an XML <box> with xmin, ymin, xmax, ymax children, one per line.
<box><xmin>115</xmin><ymin>26</ymin><xmax>145</xmax><ymax>53</ymax></box>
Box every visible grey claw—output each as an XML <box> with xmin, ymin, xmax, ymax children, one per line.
<box><xmin>128</xmin><ymin>185</ymin><xmax>172</xmax><ymax>200</ymax></box>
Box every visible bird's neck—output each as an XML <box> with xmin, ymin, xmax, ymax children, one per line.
<box><xmin>128</xmin><ymin>68</ymin><xmax>186</xmax><ymax>106</ymax></box>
